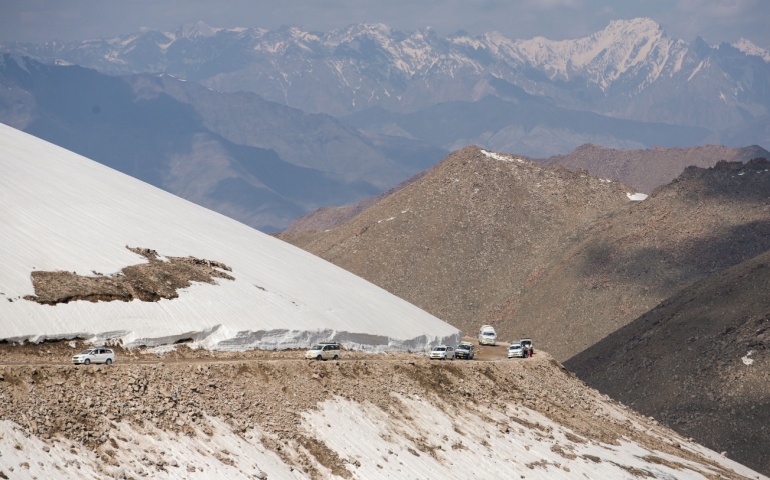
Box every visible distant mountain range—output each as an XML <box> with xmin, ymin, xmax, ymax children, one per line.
<box><xmin>0</xmin><ymin>54</ymin><xmax>445</xmax><ymax>231</ymax></box>
<box><xmin>2</xmin><ymin>18</ymin><xmax>770</xmax><ymax>229</ymax></box>
<box><xmin>3</xmin><ymin>18</ymin><xmax>769</xmax><ymax>148</ymax></box>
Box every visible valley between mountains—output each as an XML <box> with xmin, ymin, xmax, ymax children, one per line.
<box><xmin>279</xmin><ymin>146</ymin><xmax>770</xmax><ymax>475</ymax></box>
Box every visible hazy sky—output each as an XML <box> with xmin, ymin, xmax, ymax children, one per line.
<box><xmin>2</xmin><ymin>0</ymin><xmax>769</xmax><ymax>47</ymax></box>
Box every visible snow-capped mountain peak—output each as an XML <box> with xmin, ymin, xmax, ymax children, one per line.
<box><xmin>177</xmin><ymin>20</ymin><xmax>219</xmax><ymax>39</ymax></box>
<box><xmin>512</xmin><ymin>17</ymin><xmax>684</xmax><ymax>89</ymax></box>
<box><xmin>2</xmin><ymin>17</ymin><xmax>768</xmax><ymax>135</ymax></box>
<box><xmin>734</xmin><ymin>37</ymin><xmax>770</xmax><ymax>62</ymax></box>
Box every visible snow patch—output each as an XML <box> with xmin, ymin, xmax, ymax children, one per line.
<box><xmin>627</xmin><ymin>192</ymin><xmax>648</xmax><ymax>201</ymax></box>
<box><xmin>480</xmin><ymin>149</ymin><xmax>524</xmax><ymax>163</ymax></box>
<box><xmin>742</xmin><ymin>350</ymin><xmax>754</xmax><ymax>366</ymax></box>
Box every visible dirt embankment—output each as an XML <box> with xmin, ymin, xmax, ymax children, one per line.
<box><xmin>0</xmin><ymin>341</ymin><xmax>753</xmax><ymax>479</ymax></box>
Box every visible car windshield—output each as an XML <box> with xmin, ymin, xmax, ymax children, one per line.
<box><xmin>79</xmin><ymin>349</ymin><xmax>95</xmax><ymax>355</ymax></box>
<box><xmin>310</xmin><ymin>345</ymin><xmax>324</xmax><ymax>350</ymax></box>
<box><xmin>509</xmin><ymin>344</ymin><xmax>521</xmax><ymax>349</ymax></box>
<box><xmin>433</xmin><ymin>347</ymin><xmax>446</xmax><ymax>351</ymax></box>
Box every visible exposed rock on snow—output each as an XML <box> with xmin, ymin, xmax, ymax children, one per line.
<box><xmin>25</xmin><ymin>247</ymin><xmax>234</xmax><ymax>305</ymax></box>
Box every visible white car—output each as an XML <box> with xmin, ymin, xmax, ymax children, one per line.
<box><xmin>72</xmin><ymin>347</ymin><xmax>115</xmax><ymax>365</ymax></box>
<box><xmin>429</xmin><ymin>345</ymin><xmax>455</xmax><ymax>360</ymax></box>
<box><xmin>305</xmin><ymin>342</ymin><xmax>341</xmax><ymax>361</ymax></box>
<box><xmin>508</xmin><ymin>343</ymin><xmax>525</xmax><ymax>358</ymax></box>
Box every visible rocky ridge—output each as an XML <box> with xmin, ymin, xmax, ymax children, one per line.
<box><xmin>538</xmin><ymin>144</ymin><xmax>770</xmax><ymax>193</ymax></box>
<box><xmin>280</xmin><ymin>146</ymin><xmax>634</xmax><ymax>355</ymax></box>
<box><xmin>280</xmin><ymin>148</ymin><xmax>770</xmax><ymax>361</ymax></box>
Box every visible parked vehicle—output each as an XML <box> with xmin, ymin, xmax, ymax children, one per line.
<box><xmin>520</xmin><ymin>338</ymin><xmax>534</xmax><ymax>356</ymax></box>
<box><xmin>478</xmin><ymin>325</ymin><xmax>497</xmax><ymax>346</ymax></box>
<box><xmin>507</xmin><ymin>343</ymin><xmax>525</xmax><ymax>358</ymax></box>
<box><xmin>305</xmin><ymin>342</ymin><xmax>341</xmax><ymax>361</ymax></box>
<box><xmin>455</xmin><ymin>341</ymin><xmax>475</xmax><ymax>360</ymax></box>
<box><xmin>429</xmin><ymin>345</ymin><xmax>455</xmax><ymax>360</ymax></box>
<box><xmin>72</xmin><ymin>347</ymin><xmax>115</xmax><ymax>365</ymax></box>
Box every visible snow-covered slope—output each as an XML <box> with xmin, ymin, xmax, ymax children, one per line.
<box><xmin>0</xmin><ymin>123</ymin><xmax>460</xmax><ymax>350</ymax></box>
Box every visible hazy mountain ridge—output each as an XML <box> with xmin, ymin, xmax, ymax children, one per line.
<box><xmin>0</xmin><ymin>54</ymin><xmax>445</xmax><ymax>231</ymax></box>
<box><xmin>3</xmin><ymin>17</ymin><xmax>769</xmax><ymax>133</ymax></box>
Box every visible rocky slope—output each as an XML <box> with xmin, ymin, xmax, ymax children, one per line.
<box><xmin>280</xmin><ymin>171</ymin><xmax>429</xmax><ymax>237</ymax></box>
<box><xmin>279</xmin><ymin>148</ymin><xmax>770</xmax><ymax>476</ymax></box>
<box><xmin>280</xmin><ymin>148</ymin><xmax>770</xmax><ymax>362</ymax></box>
<box><xmin>283</xmin><ymin>144</ymin><xmax>770</xmax><ymax>236</ymax></box>
<box><xmin>0</xmin><ymin>342</ymin><xmax>763</xmax><ymax>479</ymax></box>
<box><xmin>280</xmin><ymin>146</ymin><xmax>635</xmax><ymax>356</ymax></box>
<box><xmin>565</xmin><ymin>249</ymin><xmax>770</xmax><ymax>475</ymax></box>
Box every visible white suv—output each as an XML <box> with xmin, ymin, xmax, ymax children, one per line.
<box><xmin>305</xmin><ymin>342</ymin><xmax>341</xmax><ymax>361</ymax></box>
<box><xmin>72</xmin><ymin>347</ymin><xmax>115</xmax><ymax>365</ymax></box>
<box><xmin>429</xmin><ymin>345</ymin><xmax>455</xmax><ymax>360</ymax></box>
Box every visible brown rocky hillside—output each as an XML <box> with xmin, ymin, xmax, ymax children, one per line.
<box><xmin>565</xmin><ymin>248</ymin><xmax>770</xmax><ymax>475</ymax></box>
<box><xmin>279</xmin><ymin>146</ymin><xmax>635</xmax><ymax>353</ymax></box>
<box><xmin>280</xmin><ymin>171</ymin><xmax>429</xmax><ymax>236</ymax></box>
<box><xmin>283</xmin><ymin>144</ymin><xmax>768</xmax><ymax>237</ymax></box>
<box><xmin>538</xmin><ymin>144</ymin><xmax>769</xmax><ymax>194</ymax></box>
<box><xmin>280</xmin><ymin>148</ymin><xmax>770</xmax><ymax>362</ymax></box>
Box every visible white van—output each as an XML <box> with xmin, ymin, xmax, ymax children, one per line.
<box><xmin>305</xmin><ymin>342</ymin><xmax>341</xmax><ymax>361</ymax></box>
<box><xmin>478</xmin><ymin>325</ymin><xmax>497</xmax><ymax>346</ymax></box>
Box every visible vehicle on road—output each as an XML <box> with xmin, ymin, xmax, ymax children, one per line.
<box><xmin>72</xmin><ymin>347</ymin><xmax>115</xmax><ymax>365</ymax></box>
<box><xmin>429</xmin><ymin>345</ymin><xmax>455</xmax><ymax>360</ymax></box>
<box><xmin>455</xmin><ymin>341</ymin><xmax>475</xmax><ymax>360</ymax></box>
<box><xmin>520</xmin><ymin>338</ymin><xmax>534</xmax><ymax>356</ymax></box>
<box><xmin>305</xmin><ymin>342</ymin><xmax>341</xmax><ymax>361</ymax></box>
<box><xmin>507</xmin><ymin>343</ymin><xmax>525</xmax><ymax>358</ymax></box>
<box><xmin>478</xmin><ymin>325</ymin><xmax>497</xmax><ymax>346</ymax></box>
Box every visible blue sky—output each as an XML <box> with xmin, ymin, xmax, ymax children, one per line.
<box><xmin>2</xmin><ymin>0</ymin><xmax>768</xmax><ymax>47</ymax></box>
